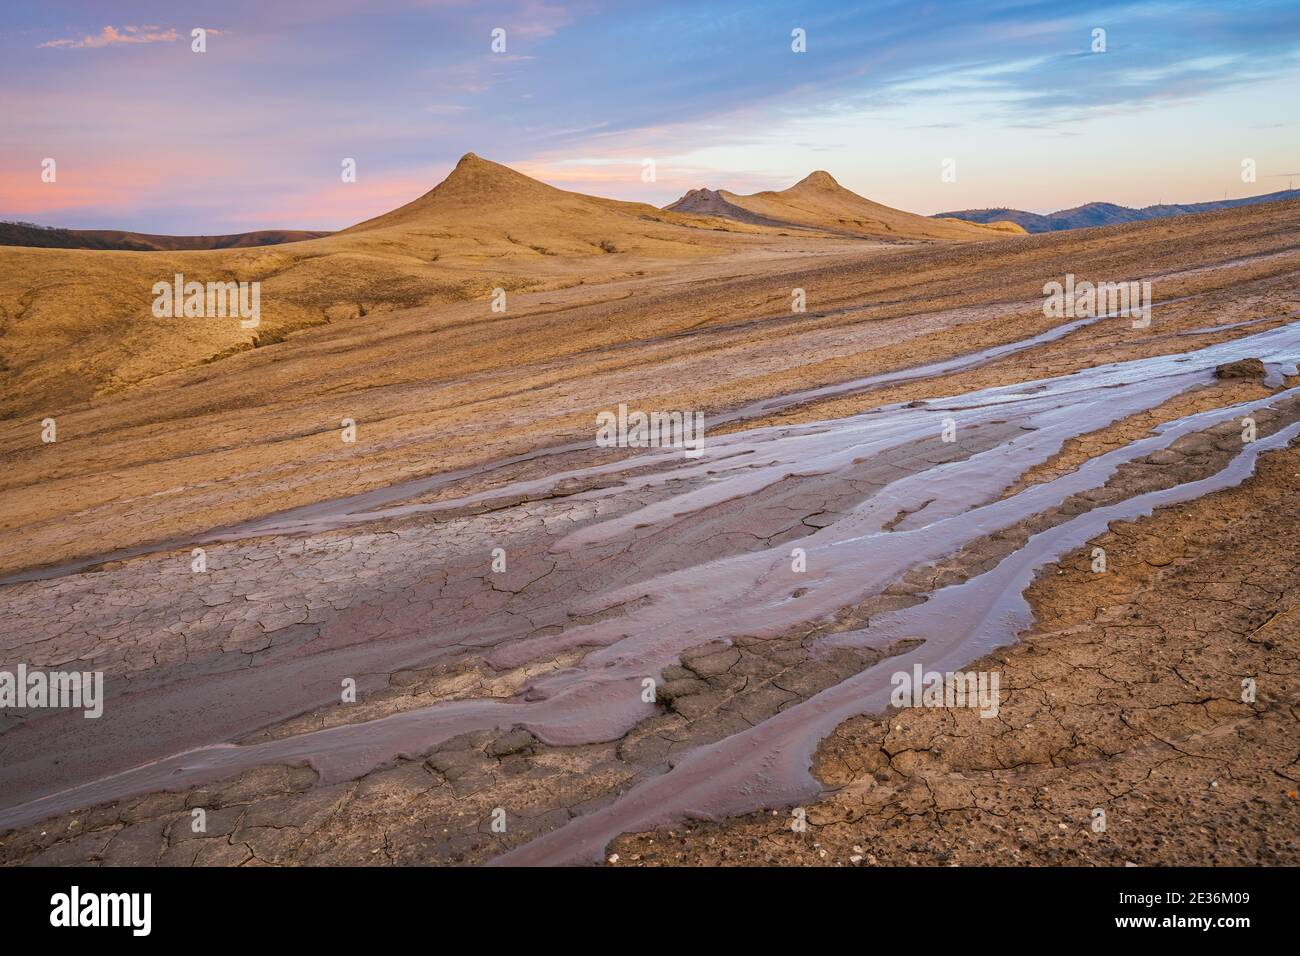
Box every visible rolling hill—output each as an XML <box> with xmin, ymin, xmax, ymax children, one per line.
<box><xmin>0</xmin><ymin>154</ymin><xmax>797</xmax><ymax>418</ymax></box>
<box><xmin>0</xmin><ymin>154</ymin><xmax>1023</xmax><ymax>421</ymax></box>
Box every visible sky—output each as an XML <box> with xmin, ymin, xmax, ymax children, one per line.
<box><xmin>3</xmin><ymin>0</ymin><xmax>1299</xmax><ymax>233</ymax></box>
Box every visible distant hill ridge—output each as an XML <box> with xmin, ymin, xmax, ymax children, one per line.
<box><xmin>934</xmin><ymin>189</ymin><xmax>1300</xmax><ymax>233</ymax></box>
<box><xmin>665</xmin><ymin>170</ymin><xmax>1024</xmax><ymax>241</ymax></box>
<box><xmin>0</xmin><ymin>220</ymin><xmax>331</xmax><ymax>251</ymax></box>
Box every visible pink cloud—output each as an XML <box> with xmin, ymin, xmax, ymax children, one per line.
<box><xmin>0</xmin><ymin>151</ymin><xmax>247</xmax><ymax>221</ymax></box>
<box><xmin>39</xmin><ymin>25</ymin><xmax>179</xmax><ymax>50</ymax></box>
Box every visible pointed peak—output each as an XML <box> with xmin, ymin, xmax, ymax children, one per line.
<box><xmin>790</xmin><ymin>170</ymin><xmax>841</xmax><ymax>191</ymax></box>
<box><xmin>446</xmin><ymin>151</ymin><xmax>511</xmax><ymax>178</ymax></box>
<box><xmin>437</xmin><ymin>152</ymin><xmax>551</xmax><ymax>194</ymax></box>
<box><xmin>342</xmin><ymin>153</ymin><xmax>558</xmax><ymax>232</ymax></box>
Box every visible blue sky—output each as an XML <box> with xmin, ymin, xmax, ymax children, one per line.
<box><xmin>3</xmin><ymin>0</ymin><xmax>1298</xmax><ymax>232</ymax></box>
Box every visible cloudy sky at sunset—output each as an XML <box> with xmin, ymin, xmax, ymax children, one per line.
<box><xmin>4</xmin><ymin>0</ymin><xmax>1299</xmax><ymax>233</ymax></box>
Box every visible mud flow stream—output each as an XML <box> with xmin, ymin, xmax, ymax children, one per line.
<box><xmin>3</xmin><ymin>317</ymin><xmax>1299</xmax><ymax>863</ymax></box>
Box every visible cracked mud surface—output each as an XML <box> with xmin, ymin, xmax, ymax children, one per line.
<box><xmin>4</xmin><ymin>381</ymin><xmax>1298</xmax><ymax>866</ymax></box>
<box><xmin>2</xmin><ymin>201</ymin><xmax>1299</xmax><ymax>866</ymax></box>
<box><xmin>610</xmin><ymin>442</ymin><xmax>1300</xmax><ymax>866</ymax></box>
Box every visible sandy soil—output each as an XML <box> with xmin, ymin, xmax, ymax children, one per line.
<box><xmin>3</xmin><ymin>196</ymin><xmax>1297</xmax><ymax>580</ymax></box>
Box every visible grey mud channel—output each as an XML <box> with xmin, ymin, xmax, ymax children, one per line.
<box><xmin>3</xmin><ymin>319</ymin><xmax>1300</xmax><ymax>864</ymax></box>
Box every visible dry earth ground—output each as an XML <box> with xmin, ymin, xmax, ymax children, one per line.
<box><xmin>1</xmin><ymin>190</ymin><xmax>1298</xmax><ymax>867</ymax></box>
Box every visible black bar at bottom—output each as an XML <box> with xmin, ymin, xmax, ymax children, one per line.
<box><xmin>0</xmin><ymin>865</ymin><xmax>1283</xmax><ymax>941</ymax></box>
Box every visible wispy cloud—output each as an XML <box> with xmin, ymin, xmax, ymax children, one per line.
<box><xmin>39</xmin><ymin>25</ymin><xmax>179</xmax><ymax>50</ymax></box>
<box><xmin>510</xmin><ymin>0</ymin><xmax>574</xmax><ymax>39</ymax></box>
<box><xmin>7</xmin><ymin>0</ymin><xmax>1299</xmax><ymax>230</ymax></box>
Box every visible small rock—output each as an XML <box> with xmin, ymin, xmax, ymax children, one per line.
<box><xmin>1214</xmin><ymin>358</ymin><xmax>1266</xmax><ymax>380</ymax></box>
<box><xmin>487</xmin><ymin>727</ymin><xmax>538</xmax><ymax>757</ymax></box>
